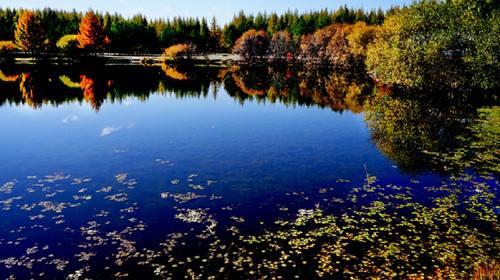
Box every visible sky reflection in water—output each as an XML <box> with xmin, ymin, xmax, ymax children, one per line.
<box><xmin>0</xmin><ymin>65</ymin><xmax>496</xmax><ymax>279</ymax></box>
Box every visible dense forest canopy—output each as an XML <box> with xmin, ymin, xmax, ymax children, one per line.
<box><xmin>0</xmin><ymin>1</ymin><xmax>497</xmax><ymax>91</ymax></box>
<box><xmin>0</xmin><ymin>5</ymin><xmax>399</xmax><ymax>53</ymax></box>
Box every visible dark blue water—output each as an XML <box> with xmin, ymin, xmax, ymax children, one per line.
<box><xmin>0</xmin><ymin>65</ymin><xmax>464</xmax><ymax>278</ymax></box>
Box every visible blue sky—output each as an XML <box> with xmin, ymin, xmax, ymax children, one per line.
<box><xmin>0</xmin><ymin>0</ymin><xmax>412</xmax><ymax>24</ymax></box>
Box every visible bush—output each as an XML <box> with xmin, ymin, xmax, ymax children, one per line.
<box><xmin>270</xmin><ymin>30</ymin><xmax>294</xmax><ymax>61</ymax></box>
<box><xmin>56</xmin><ymin>34</ymin><xmax>79</xmax><ymax>53</ymax></box>
<box><xmin>300</xmin><ymin>24</ymin><xmax>354</xmax><ymax>68</ymax></box>
<box><xmin>0</xmin><ymin>41</ymin><xmax>18</xmax><ymax>55</ymax></box>
<box><xmin>162</xmin><ymin>43</ymin><xmax>196</xmax><ymax>61</ymax></box>
<box><xmin>232</xmin><ymin>29</ymin><xmax>269</xmax><ymax>61</ymax></box>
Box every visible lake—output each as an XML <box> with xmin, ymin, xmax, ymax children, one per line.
<box><xmin>0</xmin><ymin>64</ymin><xmax>498</xmax><ymax>279</ymax></box>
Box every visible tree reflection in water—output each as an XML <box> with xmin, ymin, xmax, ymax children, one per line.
<box><xmin>0</xmin><ymin>64</ymin><xmax>497</xmax><ymax>279</ymax></box>
<box><xmin>0</xmin><ymin>64</ymin><xmax>497</xmax><ymax>175</ymax></box>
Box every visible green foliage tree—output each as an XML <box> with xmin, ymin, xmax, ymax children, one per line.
<box><xmin>0</xmin><ymin>8</ymin><xmax>17</xmax><ymax>41</ymax></box>
<box><xmin>109</xmin><ymin>15</ymin><xmax>158</xmax><ymax>52</ymax></box>
<box><xmin>366</xmin><ymin>0</ymin><xmax>499</xmax><ymax>90</ymax></box>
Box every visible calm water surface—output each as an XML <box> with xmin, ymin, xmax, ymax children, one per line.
<box><xmin>0</xmin><ymin>65</ymin><xmax>496</xmax><ymax>279</ymax></box>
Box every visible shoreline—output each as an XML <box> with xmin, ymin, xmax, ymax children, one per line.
<box><xmin>0</xmin><ymin>53</ymin><xmax>244</xmax><ymax>66</ymax></box>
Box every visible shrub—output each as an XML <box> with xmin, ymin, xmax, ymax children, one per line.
<box><xmin>232</xmin><ymin>29</ymin><xmax>269</xmax><ymax>61</ymax></box>
<box><xmin>300</xmin><ymin>24</ymin><xmax>354</xmax><ymax>68</ymax></box>
<box><xmin>0</xmin><ymin>41</ymin><xmax>18</xmax><ymax>55</ymax></box>
<box><xmin>270</xmin><ymin>30</ymin><xmax>294</xmax><ymax>61</ymax></box>
<box><xmin>162</xmin><ymin>43</ymin><xmax>196</xmax><ymax>61</ymax></box>
<box><xmin>56</xmin><ymin>34</ymin><xmax>79</xmax><ymax>53</ymax></box>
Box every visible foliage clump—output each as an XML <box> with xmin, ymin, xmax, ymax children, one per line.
<box><xmin>162</xmin><ymin>43</ymin><xmax>196</xmax><ymax>61</ymax></box>
<box><xmin>232</xmin><ymin>29</ymin><xmax>269</xmax><ymax>62</ymax></box>
<box><xmin>366</xmin><ymin>0</ymin><xmax>499</xmax><ymax>90</ymax></box>
<box><xmin>299</xmin><ymin>23</ymin><xmax>378</xmax><ymax>68</ymax></box>
<box><xmin>56</xmin><ymin>34</ymin><xmax>78</xmax><ymax>53</ymax></box>
<box><xmin>269</xmin><ymin>30</ymin><xmax>294</xmax><ymax>62</ymax></box>
<box><xmin>0</xmin><ymin>40</ymin><xmax>17</xmax><ymax>55</ymax></box>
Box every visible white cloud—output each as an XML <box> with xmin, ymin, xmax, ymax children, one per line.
<box><xmin>61</xmin><ymin>115</ymin><xmax>79</xmax><ymax>123</ymax></box>
<box><xmin>100</xmin><ymin>123</ymin><xmax>135</xmax><ymax>136</ymax></box>
<box><xmin>100</xmin><ymin>126</ymin><xmax>122</xmax><ymax>137</ymax></box>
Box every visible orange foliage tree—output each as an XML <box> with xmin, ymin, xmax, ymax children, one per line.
<box><xmin>80</xmin><ymin>74</ymin><xmax>112</xmax><ymax>111</ymax></box>
<box><xmin>232</xmin><ymin>29</ymin><xmax>270</xmax><ymax>61</ymax></box>
<box><xmin>77</xmin><ymin>11</ymin><xmax>109</xmax><ymax>51</ymax></box>
<box><xmin>14</xmin><ymin>11</ymin><xmax>45</xmax><ymax>53</ymax></box>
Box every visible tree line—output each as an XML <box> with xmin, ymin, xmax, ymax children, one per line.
<box><xmin>231</xmin><ymin>0</ymin><xmax>498</xmax><ymax>91</ymax></box>
<box><xmin>0</xmin><ymin>0</ymin><xmax>497</xmax><ymax>91</ymax></box>
<box><xmin>0</xmin><ymin>6</ymin><xmax>398</xmax><ymax>53</ymax></box>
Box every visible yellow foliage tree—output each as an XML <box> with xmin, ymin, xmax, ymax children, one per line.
<box><xmin>346</xmin><ymin>22</ymin><xmax>379</xmax><ymax>61</ymax></box>
<box><xmin>162</xmin><ymin>43</ymin><xmax>196</xmax><ymax>61</ymax></box>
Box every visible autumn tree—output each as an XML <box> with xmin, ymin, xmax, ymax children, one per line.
<box><xmin>366</xmin><ymin>0</ymin><xmax>499</xmax><ymax>90</ymax></box>
<box><xmin>208</xmin><ymin>16</ymin><xmax>223</xmax><ymax>52</ymax></box>
<box><xmin>14</xmin><ymin>11</ymin><xmax>45</xmax><ymax>53</ymax></box>
<box><xmin>346</xmin><ymin>22</ymin><xmax>379</xmax><ymax>63</ymax></box>
<box><xmin>324</xmin><ymin>25</ymin><xmax>354</xmax><ymax>68</ymax></box>
<box><xmin>270</xmin><ymin>30</ymin><xmax>294</xmax><ymax>62</ymax></box>
<box><xmin>232</xmin><ymin>29</ymin><xmax>269</xmax><ymax>62</ymax></box>
<box><xmin>162</xmin><ymin>43</ymin><xmax>196</xmax><ymax>61</ymax></box>
<box><xmin>300</xmin><ymin>24</ymin><xmax>353</xmax><ymax>67</ymax></box>
<box><xmin>77</xmin><ymin>11</ymin><xmax>109</xmax><ymax>51</ymax></box>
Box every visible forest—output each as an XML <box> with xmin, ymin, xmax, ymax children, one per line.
<box><xmin>0</xmin><ymin>5</ymin><xmax>393</xmax><ymax>53</ymax></box>
<box><xmin>0</xmin><ymin>0</ymin><xmax>498</xmax><ymax>91</ymax></box>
